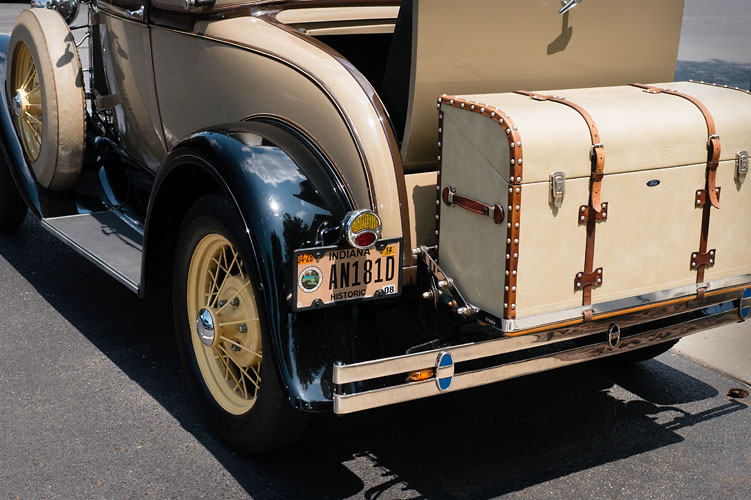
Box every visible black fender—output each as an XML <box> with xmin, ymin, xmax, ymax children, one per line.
<box><xmin>143</xmin><ymin>119</ymin><xmax>358</xmax><ymax>411</ymax></box>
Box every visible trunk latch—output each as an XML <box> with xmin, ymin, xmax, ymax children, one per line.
<box><xmin>737</xmin><ymin>151</ymin><xmax>748</xmax><ymax>183</ymax></box>
<box><xmin>549</xmin><ymin>171</ymin><xmax>566</xmax><ymax>208</ymax></box>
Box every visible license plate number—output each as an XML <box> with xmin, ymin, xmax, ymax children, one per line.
<box><xmin>293</xmin><ymin>239</ymin><xmax>402</xmax><ymax>310</ymax></box>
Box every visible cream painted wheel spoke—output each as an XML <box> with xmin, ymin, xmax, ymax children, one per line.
<box><xmin>11</xmin><ymin>42</ymin><xmax>43</xmax><ymax>162</ymax></box>
<box><xmin>219</xmin><ymin>334</ymin><xmax>262</xmax><ymax>359</ymax></box>
<box><xmin>215</xmin><ymin>280</ymin><xmax>251</xmax><ymax>315</ymax></box>
<box><xmin>187</xmin><ymin>233</ymin><xmax>262</xmax><ymax>415</ymax></box>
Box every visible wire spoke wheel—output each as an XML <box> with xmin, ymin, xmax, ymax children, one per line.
<box><xmin>187</xmin><ymin>234</ymin><xmax>262</xmax><ymax>415</ymax></box>
<box><xmin>10</xmin><ymin>41</ymin><xmax>42</xmax><ymax>162</ymax></box>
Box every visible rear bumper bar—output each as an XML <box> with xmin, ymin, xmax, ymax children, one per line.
<box><xmin>332</xmin><ymin>285</ymin><xmax>750</xmax><ymax>414</ymax></box>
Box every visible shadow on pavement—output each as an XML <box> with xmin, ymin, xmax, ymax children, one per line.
<box><xmin>0</xmin><ymin>217</ymin><xmax>745</xmax><ymax>499</ymax></box>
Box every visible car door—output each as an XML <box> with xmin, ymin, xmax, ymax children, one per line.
<box><xmin>93</xmin><ymin>0</ymin><xmax>168</xmax><ymax>172</ymax></box>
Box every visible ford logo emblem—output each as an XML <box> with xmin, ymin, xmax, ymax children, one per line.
<box><xmin>647</xmin><ymin>179</ymin><xmax>660</xmax><ymax>187</ymax></box>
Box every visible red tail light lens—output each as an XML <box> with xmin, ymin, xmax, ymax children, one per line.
<box><xmin>354</xmin><ymin>231</ymin><xmax>376</xmax><ymax>248</ymax></box>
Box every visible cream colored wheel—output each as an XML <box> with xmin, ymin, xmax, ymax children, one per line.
<box><xmin>187</xmin><ymin>234</ymin><xmax>262</xmax><ymax>415</ymax></box>
<box><xmin>10</xmin><ymin>42</ymin><xmax>42</xmax><ymax>161</ymax></box>
<box><xmin>7</xmin><ymin>9</ymin><xmax>85</xmax><ymax>191</ymax></box>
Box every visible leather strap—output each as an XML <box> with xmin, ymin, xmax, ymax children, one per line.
<box><xmin>516</xmin><ymin>90</ymin><xmax>605</xmax><ymax>213</ymax></box>
<box><xmin>632</xmin><ymin>83</ymin><xmax>721</xmax><ymax>288</ymax></box>
<box><xmin>631</xmin><ymin>83</ymin><xmax>721</xmax><ymax>209</ymax></box>
<box><xmin>442</xmin><ymin>186</ymin><xmax>504</xmax><ymax>224</ymax></box>
<box><xmin>517</xmin><ymin>90</ymin><xmax>606</xmax><ymax>315</ymax></box>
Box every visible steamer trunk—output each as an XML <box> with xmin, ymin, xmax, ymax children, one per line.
<box><xmin>437</xmin><ymin>82</ymin><xmax>751</xmax><ymax>331</ymax></box>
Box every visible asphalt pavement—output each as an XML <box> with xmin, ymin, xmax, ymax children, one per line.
<box><xmin>0</xmin><ymin>1</ymin><xmax>750</xmax><ymax>499</ymax></box>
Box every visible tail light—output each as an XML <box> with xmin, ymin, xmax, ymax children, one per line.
<box><xmin>342</xmin><ymin>209</ymin><xmax>381</xmax><ymax>250</ymax></box>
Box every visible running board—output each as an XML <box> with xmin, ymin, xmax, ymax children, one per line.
<box><xmin>41</xmin><ymin>211</ymin><xmax>143</xmax><ymax>293</ymax></box>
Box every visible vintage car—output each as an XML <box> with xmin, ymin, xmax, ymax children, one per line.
<box><xmin>0</xmin><ymin>0</ymin><xmax>749</xmax><ymax>453</ymax></box>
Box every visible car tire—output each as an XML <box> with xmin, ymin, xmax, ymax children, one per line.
<box><xmin>0</xmin><ymin>155</ymin><xmax>28</xmax><ymax>231</ymax></box>
<box><xmin>6</xmin><ymin>8</ymin><xmax>85</xmax><ymax>191</ymax></box>
<box><xmin>172</xmin><ymin>193</ymin><xmax>308</xmax><ymax>454</ymax></box>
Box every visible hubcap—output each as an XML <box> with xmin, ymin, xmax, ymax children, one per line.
<box><xmin>196</xmin><ymin>308</ymin><xmax>216</xmax><ymax>347</ymax></box>
<box><xmin>12</xmin><ymin>91</ymin><xmax>23</xmax><ymax>117</ymax></box>
<box><xmin>187</xmin><ymin>234</ymin><xmax>262</xmax><ymax>415</ymax></box>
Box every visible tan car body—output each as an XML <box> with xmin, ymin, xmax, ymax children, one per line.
<box><xmin>94</xmin><ymin>0</ymin><xmax>684</xmax><ymax>274</ymax></box>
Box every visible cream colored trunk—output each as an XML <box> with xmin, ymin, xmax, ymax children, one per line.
<box><xmin>438</xmin><ymin>83</ymin><xmax>751</xmax><ymax>329</ymax></box>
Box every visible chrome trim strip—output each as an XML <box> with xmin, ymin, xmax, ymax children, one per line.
<box><xmin>507</xmin><ymin>274</ymin><xmax>751</xmax><ymax>331</ymax></box>
<box><xmin>334</xmin><ymin>305</ymin><xmax>740</xmax><ymax>414</ymax></box>
<box><xmin>41</xmin><ymin>217</ymin><xmax>140</xmax><ymax>293</ymax></box>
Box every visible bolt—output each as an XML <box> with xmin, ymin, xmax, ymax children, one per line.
<box><xmin>231</xmin><ymin>344</ymin><xmax>241</xmax><ymax>352</ymax></box>
<box><xmin>448</xmin><ymin>300</ymin><xmax>457</xmax><ymax>307</ymax></box>
<box><xmin>218</xmin><ymin>299</ymin><xmax>227</xmax><ymax>307</ymax></box>
<box><xmin>238</xmin><ymin>324</ymin><xmax>248</xmax><ymax>334</ymax></box>
<box><xmin>230</xmin><ymin>297</ymin><xmax>239</xmax><ymax>307</ymax></box>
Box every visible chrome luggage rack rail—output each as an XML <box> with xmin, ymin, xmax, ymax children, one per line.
<box><xmin>332</xmin><ymin>284</ymin><xmax>750</xmax><ymax>414</ymax></box>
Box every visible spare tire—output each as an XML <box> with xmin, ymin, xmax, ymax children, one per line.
<box><xmin>6</xmin><ymin>8</ymin><xmax>85</xmax><ymax>191</ymax></box>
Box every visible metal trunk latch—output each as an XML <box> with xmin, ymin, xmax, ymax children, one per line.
<box><xmin>549</xmin><ymin>171</ymin><xmax>566</xmax><ymax>208</ymax></box>
<box><xmin>737</xmin><ymin>151</ymin><xmax>748</xmax><ymax>183</ymax></box>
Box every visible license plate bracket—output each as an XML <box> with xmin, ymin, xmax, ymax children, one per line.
<box><xmin>293</xmin><ymin>239</ymin><xmax>403</xmax><ymax>311</ymax></box>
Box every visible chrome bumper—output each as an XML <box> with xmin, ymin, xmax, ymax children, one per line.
<box><xmin>332</xmin><ymin>287</ymin><xmax>749</xmax><ymax>414</ymax></box>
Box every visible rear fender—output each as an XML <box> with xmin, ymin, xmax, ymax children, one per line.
<box><xmin>144</xmin><ymin>120</ymin><xmax>355</xmax><ymax>410</ymax></box>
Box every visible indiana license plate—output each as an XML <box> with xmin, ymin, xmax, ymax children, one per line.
<box><xmin>293</xmin><ymin>239</ymin><xmax>402</xmax><ymax>311</ymax></box>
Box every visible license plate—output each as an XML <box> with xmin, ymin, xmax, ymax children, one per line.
<box><xmin>293</xmin><ymin>239</ymin><xmax>402</xmax><ymax>311</ymax></box>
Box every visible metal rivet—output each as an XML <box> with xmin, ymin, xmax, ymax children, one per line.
<box><xmin>435</xmin><ymin>215</ymin><xmax>439</xmax><ymax>220</ymax></box>
<box><xmin>437</xmin><ymin>156</ymin><xmax>441</xmax><ymax>161</ymax></box>
<box><xmin>507</xmin><ymin>238</ymin><xmax>511</xmax><ymax>244</ymax></box>
<box><xmin>460</xmin><ymin>103</ymin><xmax>465</xmax><ymax>108</ymax></box>
<box><xmin>581</xmin><ymin>207</ymin><xmax>586</xmax><ymax>212</ymax></box>
<box><xmin>436</xmin><ymin>104</ymin><xmax>441</xmax><ymax>109</ymax></box>
<box><xmin>507</xmin><ymin>222</ymin><xmax>512</xmax><ymax>228</ymax></box>
<box><xmin>696</xmin><ymin>200</ymin><xmax>701</xmax><ymax>205</ymax></box>
<box><xmin>481</xmin><ymin>108</ymin><xmax>485</xmax><ymax>113</ymax></box>
<box><xmin>577</xmin><ymin>273</ymin><xmax>582</xmax><ymax>278</ymax></box>
<box><xmin>438</xmin><ymin>141</ymin><xmax>441</xmax><ymax>147</ymax></box>
<box><xmin>514</xmin><ymin>238</ymin><xmax>519</xmax><ymax>244</ymax></box>
<box><xmin>511</xmin><ymin>304</ymin><xmax>516</xmax><ymax>310</ymax></box>
<box><xmin>436</xmin><ymin>185</ymin><xmax>440</xmax><ymax>190</ymax></box>
<box><xmin>602</xmin><ymin>212</ymin><xmax>607</xmax><ymax>218</ymax></box>
<box><xmin>580</xmin><ymin>216</ymin><xmax>586</xmax><ymax>222</ymax></box>
<box><xmin>438</xmin><ymin>97</ymin><xmax>442</xmax><ymax>103</ymax></box>
<box><xmin>505</xmin><ymin>270</ymin><xmax>510</xmax><ymax>276</ymax></box>
<box><xmin>506</xmin><ymin>129</ymin><xmax>511</xmax><ymax>135</ymax></box>
<box><xmin>577</xmin><ymin>283</ymin><xmax>582</xmax><ymax>288</ymax></box>
<box><xmin>516</xmin><ymin>188</ymin><xmax>520</xmax><ymax>194</ymax></box>
<box><xmin>435</xmin><ymin>230</ymin><xmax>439</xmax><ymax>235</ymax></box>
<box><xmin>506</xmin><ymin>254</ymin><xmax>510</xmax><ymax>260</ymax></box>
<box><xmin>710</xmin><ymin>250</ymin><xmax>714</xmax><ymax>255</ymax></box>
<box><xmin>597</xmin><ymin>269</ymin><xmax>602</xmax><ymax>275</ymax></box>
<box><xmin>513</xmin><ymin>253</ymin><xmax>518</xmax><ymax>259</ymax></box>
<box><xmin>509</xmin><ymin>188</ymin><xmax>513</xmax><ymax>193</ymax></box>
<box><xmin>512</xmin><ymin>270</ymin><xmax>517</xmax><ymax>276</ymax></box>
<box><xmin>438</xmin><ymin>128</ymin><xmax>442</xmax><ymax>133</ymax></box>
<box><xmin>491</xmin><ymin>112</ymin><xmax>495</xmax><ymax>118</ymax></box>
<box><xmin>512</xmin><ymin>286</ymin><xmax>516</xmax><ymax>292</ymax></box>
<box><xmin>515</xmin><ymin>205</ymin><xmax>520</xmax><ymax>211</ymax></box>
<box><xmin>510</xmin><ymin>142</ymin><xmax>515</xmax><ymax>148</ymax></box>
<box><xmin>505</xmin><ymin>114</ymin><xmax>509</xmax><ymax>118</ymax></box>
<box><xmin>436</xmin><ymin>200</ymin><xmax>440</xmax><ymax>205</ymax></box>
<box><xmin>518</xmin><ymin>159</ymin><xmax>523</xmax><ymax>165</ymax></box>
<box><xmin>450</xmin><ymin>99</ymin><xmax>454</xmax><ymax>104</ymax></box>
<box><xmin>511</xmin><ymin>159</ymin><xmax>515</xmax><ymax>165</ymax></box>
<box><xmin>710</xmin><ymin>259</ymin><xmax>714</xmax><ymax>264</ymax></box>
<box><xmin>508</xmin><ymin>205</ymin><xmax>513</xmax><ymax>211</ymax></box>
<box><xmin>516</xmin><ymin>177</ymin><xmax>522</xmax><ymax>183</ymax></box>
<box><xmin>515</xmin><ymin>223</ymin><xmax>519</xmax><ymax>228</ymax></box>
<box><xmin>504</xmin><ymin>303</ymin><xmax>508</xmax><ymax>308</ymax></box>
<box><xmin>505</xmin><ymin>286</ymin><xmax>509</xmax><ymax>291</ymax></box>
<box><xmin>470</xmin><ymin>105</ymin><xmax>475</xmax><ymax>110</ymax></box>
<box><xmin>597</xmin><ymin>278</ymin><xmax>602</xmax><ymax>284</ymax></box>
